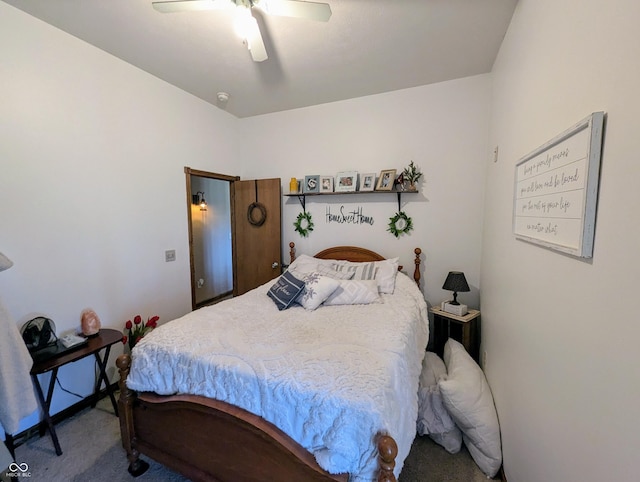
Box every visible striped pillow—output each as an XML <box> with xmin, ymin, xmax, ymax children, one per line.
<box><xmin>335</xmin><ymin>262</ymin><xmax>378</xmax><ymax>281</ymax></box>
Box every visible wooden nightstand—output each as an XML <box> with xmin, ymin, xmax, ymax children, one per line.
<box><xmin>430</xmin><ymin>307</ymin><xmax>480</xmax><ymax>362</ymax></box>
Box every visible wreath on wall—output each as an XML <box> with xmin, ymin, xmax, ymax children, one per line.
<box><xmin>387</xmin><ymin>211</ymin><xmax>413</xmax><ymax>238</ymax></box>
<box><xmin>294</xmin><ymin>211</ymin><xmax>314</xmax><ymax>237</ymax></box>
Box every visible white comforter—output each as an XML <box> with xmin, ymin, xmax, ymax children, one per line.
<box><xmin>127</xmin><ymin>272</ymin><xmax>429</xmax><ymax>481</ymax></box>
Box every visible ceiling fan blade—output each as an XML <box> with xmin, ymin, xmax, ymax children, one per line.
<box><xmin>246</xmin><ymin>16</ymin><xmax>268</xmax><ymax>62</ymax></box>
<box><xmin>257</xmin><ymin>0</ymin><xmax>332</xmax><ymax>22</ymax></box>
<box><xmin>152</xmin><ymin>0</ymin><xmax>231</xmax><ymax>13</ymax></box>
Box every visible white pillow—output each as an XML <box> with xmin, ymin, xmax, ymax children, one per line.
<box><xmin>335</xmin><ymin>258</ymin><xmax>399</xmax><ymax>294</ymax></box>
<box><xmin>288</xmin><ymin>254</ymin><xmax>336</xmax><ymax>274</ymax></box>
<box><xmin>295</xmin><ymin>273</ymin><xmax>340</xmax><ymax>311</ymax></box>
<box><xmin>417</xmin><ymin>352</ymin><xmax>462</xmax><ymax>454</ymax></box>
<box><xmin>439</xmin><ymin>339</ymin><xmax>502</xmax><ymax>478</ymax></box>
<box><xmin>323</xmin><ymin>280</ymin><xmax>380</xmax><ymax>306</ymax></box>
<box><xmin>315</xmin><ymin>264</ymin><xmax>355</xmax><ymax>280</ymax></box>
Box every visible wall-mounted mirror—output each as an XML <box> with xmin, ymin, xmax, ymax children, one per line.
<box><xmin>185</xmin><ymin>168</ymin><xmax>238</xmax><ymax>310</ymax></box>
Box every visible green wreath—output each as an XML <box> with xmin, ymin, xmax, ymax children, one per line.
<box><xmin>294</xmin><ymin>211</ymin><xmax>314</xmax><ymax>237</ymax></box>
<box><xmin>387</xmin><ymin>211</ymin><xmax>413</xmax><ymax>238</ymax></box>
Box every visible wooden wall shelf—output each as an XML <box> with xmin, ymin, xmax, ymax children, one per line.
<box><xmin>284</xmin><ymin>189</ymin><xmax>418</xmax><ymax>211</ymax></box>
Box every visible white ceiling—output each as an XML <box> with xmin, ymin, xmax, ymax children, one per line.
<box><xmin>3</xmin><ymin>0</ymin><xmax>517</xmax><ymax>118</ymax></box>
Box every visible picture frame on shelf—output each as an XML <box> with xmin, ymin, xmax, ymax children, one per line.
<box><xmin>335</xmin><ymin>171</ymin><xmax>358</xmax><ymax>192</ymax></box>
<box><xmin>320</xmin><ymin>176</ymin><xmax>334</xmax><ymax>193</ymax></box>
<box><xmin>359</xmin><ymin>173</ymin><xmax>376</xmax><ymax>192</ymax></box>
<box><xmin>375</xmin><ymin>169</ymin><xmax>396</xmax><ymax>191</ymax></box>
<box><xmin>304</xmin><ymin>175</ymin><xmax>320</xmax><ymax>193</ymax></box>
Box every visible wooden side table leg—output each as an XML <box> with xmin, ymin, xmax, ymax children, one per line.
<box><xmin>32</xmin><ymin>373</ymin><xmax>62</xmax><ymax>456</ymax></box>
<box><xmin>4</xmin><ymin>432</ymin><xmax>16</xmax><ymax>459</ymax></box>
<box><xmin>93</xmin><ymin>346</ymin><xmax>118</xmax><ymax>416</ymax></box>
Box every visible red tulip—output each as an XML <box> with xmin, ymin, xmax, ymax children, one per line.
<box><xmin>134</xmin><ymin>315</ymin><xmax>142</xmax><ymax>325</ymax></box>
<box><xmin>147</xmin><ymin>315</ymin><xmax>159</xmax><ymax>328</ymax></box>
<box><xmin>125</xmin><ymin>320</ymin><xmax>132</xmax><ymax>330</ymax></box>
<box><xmin>122</xmin><ymin>335</ymin><xmax>128</xmax><ymax>345</ymax></box>
<box><xmin>135</xmin><ymin>336</ymin><xmax>142</xmax><ymax>344</ymax></box>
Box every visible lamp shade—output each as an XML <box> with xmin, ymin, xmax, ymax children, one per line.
<box><xmin>442</xmin><ymin>271</ymin><xmax>470</xmax><ymax>292</ymax></box>
<box><xmin>0</xmin><ymin>252</ymin><xmax>13</xmax><ymax>272</ymax></box>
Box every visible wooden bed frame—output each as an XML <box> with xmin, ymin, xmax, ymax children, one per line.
<box><xmin>117</xmin><ymin>244</ymin><xmax>422</xmax><ymax>482</ymax></box>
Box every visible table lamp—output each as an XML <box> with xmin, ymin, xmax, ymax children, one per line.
<box><xmin>442</xmin><ymin>271</ymin><xmax>470</xmax><ymax>305</ymax></box>
<box><xmin>442</xmin><ymin>271</ymin><xmax>470</xmax><ymax>315</ymax></box>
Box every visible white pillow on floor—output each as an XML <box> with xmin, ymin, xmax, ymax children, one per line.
<box><xmin>439</xmin><ymin>339</ymin><xmax>502</xmax><ymax>478</ymax></box>
<box><xmin>417</xmin><ymin>352</ymin><xmax>462</xmax><ymax>454</ymax></box>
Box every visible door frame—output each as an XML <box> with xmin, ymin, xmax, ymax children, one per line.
<box><xmin>185</xmin><ymin>167</ymin><xmax>240</xmax><ymax>310</ymax></box>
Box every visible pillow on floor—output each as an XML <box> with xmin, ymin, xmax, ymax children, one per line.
<box><xmin>439</xmin><ymin>339</ymin><xmax>502</xmax><ymax>478</ymax></box>
<box><xmin>417</xmin><ymin>352</ymin><xmax>462</xmax><ymax>454</ymax></box>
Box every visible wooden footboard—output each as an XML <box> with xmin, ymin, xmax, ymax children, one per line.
<box><xmin>117</xmin><ymin>355</ymin><xmax>398</xmax><ymax>482</ymax></box>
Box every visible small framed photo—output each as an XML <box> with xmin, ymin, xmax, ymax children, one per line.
<box><xmin>375</xmin><ymin>169</ymin><xmax>396</xmax><ymax>191</ymax></box>
<box><xmin>320</xmin><ymin>176</ymin><xmax>334</xmax><ymax>193</ymax></box>
<box><xmin>359</xmin><ymin>173</ymin><xmax>376</xmax><ymax>192</ymax></box>
<box><xmin>335</xmin><ymin>171</ymin><xmax>358</xmax><ymax>192</ymax></box>
<box><xmin>304</xmin><ymin>175</ymin><xmax>320</xmax><ymax>193</ymax></box>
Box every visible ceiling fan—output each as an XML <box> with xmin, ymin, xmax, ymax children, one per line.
<box><xmin>152</xmin><ymin>0</ymin><xmax>332</xmax><ymax>62</ymax></box>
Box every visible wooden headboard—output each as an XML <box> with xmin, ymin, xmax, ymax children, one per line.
<box><xmin>288</xmin><ymin>242</ymin><xmax>422</xmax><ymax>287</ymax></box>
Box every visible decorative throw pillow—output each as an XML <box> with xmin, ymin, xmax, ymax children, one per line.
<box><xmin>314</xmin><ymin>264</ymin><xmax>355</xmax><ymax>280</ymax></box>
<box><xmin>296</xmin><ymin>273</ymin><xmax>340</xmax><ymax>311</ymax></box>
<box><xmin>417</xmin><ymin>352</ymin><xmax>462</xmax><ymax>454</ymax></box>
<box><xmin>334</xmin><ymin>258</ymin><xmax>399</xmax><ymax>294</ymax></box>
<box><xmin>372</xmin><ymin>257</ymin><xmax>399</xmax><ymax>294</ymax></box>
<box><xmin>334</xmin><ymin>262</ymin><xmax>378</xmax><ymax>281</ymax></box>
<box><xmin>439</xmin><ymin>339</ymin><xmax>502</xmax><ymax>478</ymax></box>
<box><xmin>267</xmin><ymin>271</ymin><xmax>305</xmax><ymax>311</ymax></box>
<box><xmin>323</xmin><ymin>280</ymin><xmax>379</xmax><ymax>306</ymax></box>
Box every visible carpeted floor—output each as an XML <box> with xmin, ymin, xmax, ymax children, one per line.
<box><xmin>10</xmin><ymin>397</ymin><xmax>492</xmax><ymax>482</ymax></box>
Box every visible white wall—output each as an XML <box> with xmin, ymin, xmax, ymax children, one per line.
<box><xmin>0</xmin><ymin>3</ymin><xmax>240</xmax><ymax>432</ymax></box>
<box><xmin>240</xmin><ymin>76</ymin><xmax>492</xmax><ymax>309</ymax></box>
<box><xmin>483</xmin><ymin>0</ymin><xmax>640</xmax><ymax>480</ymax></box>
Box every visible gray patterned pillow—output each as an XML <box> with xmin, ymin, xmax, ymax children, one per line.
<box><xmin>334</xmin><ymin>262</ymin><xmax>378</xmax><ymax>281</ymax></box>
<box><xmin>267</xmin><ymin>271</ymin><xmax>305</xmax><ymax>310</ymax></box>
<box><xmin>315</xmin><ymin>264</ymin><xmax>355</xmax><ymax>280</ymax></box>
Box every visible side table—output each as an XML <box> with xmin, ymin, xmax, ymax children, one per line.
<box><xmin>430</xmin><ymin>307</ymin><xmax>480</xmax><ymax>362</ymax></box>
<box><xmin>19</xmin><ymin>328</ymin><xmax>122</xmax><ymax>456</ymax></box>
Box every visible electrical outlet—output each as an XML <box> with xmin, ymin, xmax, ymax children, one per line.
<box><xmin>493</xmin><ymin>145</ymin><xmax>499</xmax><ymax>163</ymax></box>
<box><xmin>165</xmin><ymin>250</ymin><xmax>176</xmax><ymax>262</ymax></box>
<box><xmin>482</xmin><ymin>350</ymin><xmax>488</xmax><ymax>369</ymax></box>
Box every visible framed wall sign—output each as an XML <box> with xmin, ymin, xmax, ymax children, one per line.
<box><xmin>513</xmin><ymin>112</ymin><xmax>605</xmax><ymax>258</ymax></box>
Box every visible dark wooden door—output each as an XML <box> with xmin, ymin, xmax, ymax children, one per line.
<box><xmin>232</xmin><ymin>178</ymin><xmax>282</xmax><ymax>296</ymax></box>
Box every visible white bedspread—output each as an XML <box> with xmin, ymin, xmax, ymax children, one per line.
<box><xmin>127</xmin><ymin>272</ymin><xmax>429</xmax><ymax>481</ymax></box>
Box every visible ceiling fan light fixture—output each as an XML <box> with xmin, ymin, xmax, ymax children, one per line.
<box><xmin>233</xmin><ymin>4</ymin><xmax>254</xmax><ymax>39</ymax></box>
